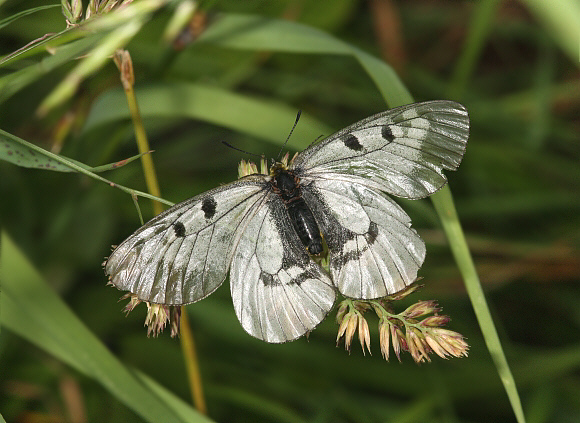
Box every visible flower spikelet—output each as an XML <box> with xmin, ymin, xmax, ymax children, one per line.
<box><xmin>336</xmin><ymin>280</ymin><xmax>469</xmax><ymax>363</ymax></box>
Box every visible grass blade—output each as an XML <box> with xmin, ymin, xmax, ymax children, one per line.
<box><xmin>0</xmin><ymin>128</ymin><xmax>149</xmax><ymax>172</ymax></box>
<box><xmin>0</xmin><ymin>128</ymin><xmax>172</xmax><ymax>206</ymax></box>
<box><xmin>0</xmin><ymin>231</ymin><xmax>214</xmax><ymax>423</ymax></box>
<box><xmin>432</xmin><ymin>185</ymin><xmax>526</xmax><ymax>423</ymax></box>
<box><xmin>83</xmin><ymin>82</ymin><xmax>333</xmax><ymax>149</ymax></box>
<box><xmin>0</xmin><ymin>4</ymin><xmax>61</xmax><ymax>30</ymax></box>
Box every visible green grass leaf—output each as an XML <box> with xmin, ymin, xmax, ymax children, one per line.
<box><xmin>199</xmin><ymin>13</ymin><xmax>412</xmax><ymax>107</ymax></box>
<box><xmin>0</xmin><ymin>128</ymin><xmax>173</xmax><ymax>206</ymax></box>
<box><xmin>0</xmin><ymin>4</ymin><xmax>60</xmax><ymax>31</ymax></box>
<box><xmin>520</xmin><ymin>0</ymin><xmax>580</xmax><ymax>64</ymax></box>
<box><xmin>0</xmin><ymin>128</ymin><xmax>148</xmax><ymax>172</ymax></box>
<box><xmin>84</xmin><ymin>82</ymin><xmax>333</xmax><ymax>149</ymax></box>
<box><xmin>0</xmin><ymin>231</ymin><xmax>214</xmax><ymax>423</ymax></box>
<box><xmin>0</xmin><ymin>34</ymin><xmax>99</xmax><ymax>102</ymax></box>
<box><xmin>432</xmin><ymin>185</ymin><xmax>526</xmax><ymax>423</ymax></box>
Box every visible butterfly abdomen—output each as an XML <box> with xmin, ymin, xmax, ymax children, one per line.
<box><xmin>287</xmin><ymin>200</ymin><xmax>324</xmax><ymax>255</ymax></box>
<box><xmin>273</xmin><ymin>168</ymin><xmax>324</xmax><ymax>255</ymax></box>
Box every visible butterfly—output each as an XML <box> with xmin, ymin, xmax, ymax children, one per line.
<box><xmin>105</xmin><ymin>100</ymin><xmax>469</xmax><ymax>343</ymax></box>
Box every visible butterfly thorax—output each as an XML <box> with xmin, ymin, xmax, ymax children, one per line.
<box><xmin>273</xmin><ymin>168</ymin><xmax>300</xmax><ymax>201</ymax></box>
<box><xmin>271</xmin><ymin>166</ymin><xmax>324</xmax><ymax>256</ymax></box>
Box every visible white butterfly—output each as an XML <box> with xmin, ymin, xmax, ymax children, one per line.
<box><xmin>105</xmin><ymin>100</ymin><xmax>469</xmax><ymax>343</ymax></box>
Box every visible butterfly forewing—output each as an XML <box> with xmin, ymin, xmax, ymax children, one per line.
<box><xmin>105</xmin><ymin>177</ymin><xmax>268</xmax><ymax>305</ymax></box>
<box><xmin>293</xmin><ymin>100</ymin><xmax>469</xmax><ymax>199</ymax></box>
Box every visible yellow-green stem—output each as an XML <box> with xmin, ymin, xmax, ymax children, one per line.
<box><xmin>432</xmin><ymin>185</ymin><xmax>525</xmax><ymax>423</ymax></box>
<box><xmin>117</xmin><ymin>50</ymin><xmax>206</xmax><ymax>413</ymax></box>
<box><xmin>180</xmin><ymin>307</ymin><xmax>208</xmax><ymax>414</ymax></box>
<box><xmin>123</xmin><ymin>81</ymin><xmax>163</xmax><ymax>216</ymax></box>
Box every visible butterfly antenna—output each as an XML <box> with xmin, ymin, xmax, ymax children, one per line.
<box><xmin>222</xmin><ymin>141</ymin><xmax>262</xmax><ymax>158</ymax></box>
<box><xmin>277</xmin><ymin>110</ymin><xmax>302</xmax><ymax>160</ymax></box>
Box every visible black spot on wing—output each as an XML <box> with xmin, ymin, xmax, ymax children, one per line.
<box><xmin>365</xmin><ymin>222</ymin><xmax>378</xmax><ymax>244</ymax></box>
<box><xmin>173</xmin><ymin>221</ymin><xmax>186</xmax><ymax>237</ymax></box>
<box><xmin>333</xmin><ymin>221</ymin><xmax>379</xmax><ymax>266</ymax></box>
<box><xmin>291</xmin><ymin>271</ymin><xmax>309</xmax><ymax>286</ymax></box>
<box><xmin>381</xmin><ymin>125</ymin><xmax>394</xmax><ymax>142</ymax></box>
<box><xmin>260</xmin><ymin>268</ymin><xmax>310</xmax><ymax>287</ymax></box>
<box><xmin>342</xmin><ymin>134</ymin><xmax>363</xmax><ymax>151</ymax></box>
<box><xmin>260</xmin><ymin>272</ymin><xmax>277</xmax><ymax>286</ymax></box>
<box><xmin>201</xmin><ymin>196</ymin><xmax>217</xmax><ymax>219</ymax></box>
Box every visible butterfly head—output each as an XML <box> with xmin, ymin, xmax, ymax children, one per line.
<box><xmin>268</xmin><ymin>152</ymin><xmax>300</xmax><ymax>176</ymax></box>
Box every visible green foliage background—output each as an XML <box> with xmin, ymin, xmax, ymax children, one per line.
<box><xmin>1</xmin><ymin>0</ymin><xmax>579</xmax><ymax>422</ymax></box>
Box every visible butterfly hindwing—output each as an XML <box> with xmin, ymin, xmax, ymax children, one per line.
<box><xmin>105</xmin><ymin>177</ymin><xmax>268</xmax><ymax>305</ymax></box>
<box><xmin>230</xmin><ymin>193</ymin><xmax>336</xmax><ymax>343</ymax></box>
<box><xmin>293</xmin><ymin>100</ymin><xmax>469</xmax><ymax>199</ymax></box>
<box><xmin>302</xmin><ymin>179</ymin><xmax>425</xmax><ymax>299</ymax></box>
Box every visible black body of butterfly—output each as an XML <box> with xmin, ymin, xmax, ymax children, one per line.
<box><xmin>272</xmin><ymin>164</ymin><xmax>324</xmax><ymax>256</ymax></box>
<box><xmin>105</xmin><ymin>100</ymin><xmax>469</xmax><ymax>343</ymax></box>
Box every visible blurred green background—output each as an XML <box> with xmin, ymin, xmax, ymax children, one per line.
<box><xmin>1</xmin><ymin>0</ymin><xmax>579</xmax><ymax>422</ymax></box>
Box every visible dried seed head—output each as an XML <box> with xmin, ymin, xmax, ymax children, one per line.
<box><xmin>170</xmin><ymin>306</ymin><xmax>182</xmax><ymax>338</ymax></box>
<box><xmin>385</xmin><ymin>281</ymin><xmax>423</xmax><ymax>301</ymax></box>
<box><xmin>408</xmin><ymin>328</ymin><xmax>430</xmax><ymax>363</ymax></box>
<box><xmin>336</xmin><ymin>301</ymin><xmax>349</xmax><ymax>324</ymax></box>
<box><xmin>431</xmin><ymin>328</ymin><xmax>469</xmax><ymax>358</ymax></box>
<box><xmin>344</xmin><ymin>313</ymin><xmax>358</xmax><ymax>352</ymax></box>
<box><xmin>145</xmin><ymin>303</ymin><xmax>170</xmax><ymax>337</ymax></box>
<box><xmin>425</xmin><ymin>334</ymin><xmax>450</xmax><ymax>359</ymax></box>
<box><xmin>336</xmin><ymin>314</ymin><xmax>350</xmax><ymax>345</ymax></box>
<box><xmin>403</xmin><ymin>300</ymin><xmax>439</xmax><ymax>319</ymax></box>
<box><xmin>358</xmin><ymin>316</ymin><xmax>371</xmax><ymax>355</ymax></box>
<box><xmin>379</xmin><ymin>319</ymin><xmax>391</xmax><ymax>361</ymax></box>
<box><xmin>420</xmin><ymin>315</ymin><xmax>451</xmax><ymax>327</ymax></box>
<box><xmin>121</xmin><ymin>293</ymin><xmax>142</xmax><ymax>314</ymax></box>
<box><xmin>391</xmin><ymin>325</ymin><xmax>403</xmax><ymax>362</ymax></box>
<box><xmin>353</xmin><ymin>300</ymin><xmax>372</xmax><ymax>313</ymax></box>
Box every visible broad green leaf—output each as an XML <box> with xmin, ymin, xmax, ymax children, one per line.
<box><xmin>0</xmin><ymin>231</ymin><xmax>213</xmax><ymax>423</ymax></box>
<box><xmin>199</xmin><ymin>14</ymin><xmax>413</xmax><ymax>107</ymax></box>
<box><xmin>520</xmin><ymin>0</ymin><xmax>580</xmax><ymax>64</ymax></box>
<box><xmin>83</xmin><ymin>82</ymin><xmax>333</xmax><ymax>150</ymax></box>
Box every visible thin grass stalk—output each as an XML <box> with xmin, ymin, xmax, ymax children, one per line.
<box><xmin>444</xmin><ymin>2</ymin><xmax>526</xmax><ymax>418</ymax></box>
<box><xmin>115</xmin><ymin>49</ymin><xmax>207</xmax><ymax>414</ymax></box>
<box><xmin>431</xmin><ymin>185</ymin><xmax>526</xmax><ymax>423</ymax></box>
<box><xmin>180</xmin><ymin>307</ymin><xmax>208</xmax><ymax>414</ymax></box>
<box><xmin>448</xmin><ymin>0</ymin><xmax>501</xmax><ymax>100</ymax></box>
<box><xmin>115</xmin><ymin>50</ymin><xmax>163</xmax><ymax>215</ymax></box>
